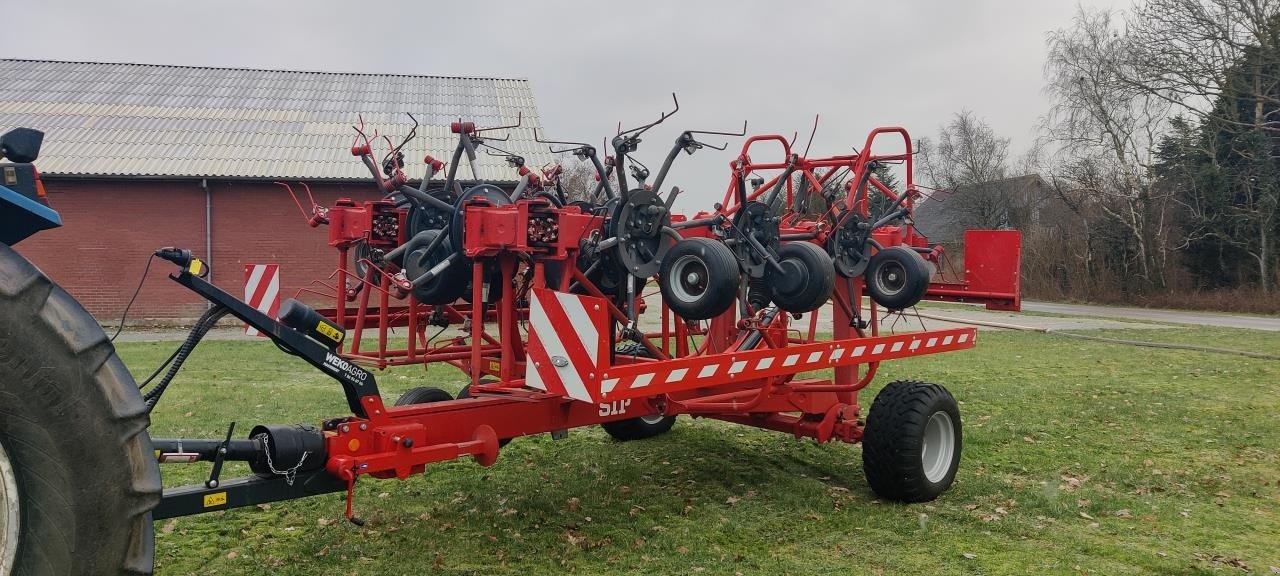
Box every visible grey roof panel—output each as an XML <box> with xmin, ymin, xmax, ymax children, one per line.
<box><xmin>0</xmin><ymin>59</ymin><xmax>550</xmax><ymax>181</ymax></box>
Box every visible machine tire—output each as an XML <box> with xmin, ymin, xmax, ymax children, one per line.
<box><xmin>861</xmin><ymin>380</ymin><xmax>962</xmax><ymax>503</ymax></box>
<box><xmin>394</xmin><ymin>387</ymin><xmax>453</xmax><ymax>406</ymax></box>
<box><xmin>0</xmin><ymin>243</ymin><xmax>162</xmax><ymax>575</ymax></box>
<box><xmin>601</xmin><ymin>342</ymin><xmax>677</xmax><ymax>441</ymax></box>
<box><xmin>767</xmin><ymin>241</ymin><xmax>836</xmax><ymax>312</ymax></box>
<box><xmin>601</xmin><ymin>413</ymin><xmax>677</xmax><ymax>442</ymax></box>
<box><xmin>658</xmin><ymin>238</ymin><xmax>739</xmax><ymax>321</ymax></box>
<box><xmin>864</xmin><ymin>246</ymin><xmax>931</xmax><ymax>311</ymax></box>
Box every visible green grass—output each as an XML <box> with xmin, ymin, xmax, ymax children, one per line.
<box><xmin>116</xmin><ymin>327</ymin><xmax>1280</xmax><ymax>575</ymax></box>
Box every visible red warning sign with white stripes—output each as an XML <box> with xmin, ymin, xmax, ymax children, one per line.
<box><xmin>524</xmin><ymin>288</ymin><xmax>610</xmax><ymax>403</ymax></box>
<box><xmin>243</xmin><ymin>264</ymin><xmax>280</xmax><ymax>336</ymax></box>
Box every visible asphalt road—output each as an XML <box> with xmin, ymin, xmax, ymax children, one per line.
<box><xmin>1022</xmin><ymin>300</ymin><xmax>1280</xmax><ymax>332</ymax></box>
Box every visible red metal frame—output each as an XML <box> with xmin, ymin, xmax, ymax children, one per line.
<box><xmin>276</xmin><ymin>123</ymin><xmax>1018</xmax><ymax>519</ymax></box>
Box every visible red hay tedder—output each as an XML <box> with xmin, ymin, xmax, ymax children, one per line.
<box><xmin>0</xmin><ymin>96</ymin><xmax>1020</xmax><ymax>574</ymax></box>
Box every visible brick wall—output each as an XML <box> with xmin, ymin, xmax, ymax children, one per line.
<box><xmin>19</xmin><ymin>178</ymin><xmax>382</xmax><ymax>324</ymax></box>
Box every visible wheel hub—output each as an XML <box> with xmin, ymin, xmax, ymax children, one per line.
<box><xmin>922</xmin><ymin>411</ymin><xmax>956</xmax><ymax>483</ymax></box>
<box><xmin>828</xmin><ymin>213</ymin><xmax>872</xmax><ymax>278</ymax></box>
<box><xmin>877</xmin><ymin>262</ymin><xmax>907</xmax><ymax>295</ymax></box>
<box><xmin>669</xmin><ymin>255</ymin><xmax>709</xmax><ymax>303</ymax></box>
<box><xmin>0</xmin><ymin>439</ymin><xmax>19</xmax><ymax>576</ymax></box>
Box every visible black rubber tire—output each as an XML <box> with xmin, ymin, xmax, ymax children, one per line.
<box><xmin>457</xmin><ymin>384</ymin><xmax>511</xmax><ymax>447</ymax></box>
<box><xmin>394</xmin><ymin>386</ymin><xmax>454</xmax><ymax>406</ymax></box>
<box><xmin>767</xmin><ymin>241</ymin><xmax>836</xmax><ymax>312</ymax></box>
<box><xmin>601</xmin><ymin>413</ymin><xmax>677</xmax><ymax>442</ymax></box>
<box><xmin>864</xmin><ymin>246</ymin><xmax>932</xmax><ymax>311</ymax></box>
<box><xmin>658</xmin><ymin>238</ymin><xmax>739</xmax><ymax>321</ymax></box>
<box><xmin>600</xmin><ymin>343</ymin><xmax>678</xmax><ymax>442</ymax></box>
<box><xmin>861</xmin><ymin>380</ymin><xmax>962</xmax><ymax>503</ymax></box>
<box><xmin>0</xmin><ymin>243</ymin><xmax>162</xmax><ymax>575</ymax></box>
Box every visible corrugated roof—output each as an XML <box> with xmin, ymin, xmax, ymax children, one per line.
<box><xmin>0</xmin><ymin>59</ymin><xmax>551</xmax><ymax>182</ymax></box>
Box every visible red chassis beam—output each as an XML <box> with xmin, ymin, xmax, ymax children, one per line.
<box><xmin>321</xmin><ymin>290</ymin><xmax>976</xmax><ymax>485</ymax></box>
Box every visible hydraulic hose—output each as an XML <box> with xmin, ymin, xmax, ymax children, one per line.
<box><xmin>143</xmin><ymin>305</ymin><xmax>230</xmax><ymax>411</ymax></box>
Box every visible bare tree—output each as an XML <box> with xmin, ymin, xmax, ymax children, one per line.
<box><xmin>919</xmin><ymin>110</ymin><xmax>1014</xmax><ymax>230</ymax></box>
<box><xmin>1122</xmin><ymin>0</ymin><xmax>1280</xmax><ymax>290</ymax></box>
<box><xmin>1042</xmin><ymin>7</ymin><xmax>1177</xmax><ymax>289</ymax></box>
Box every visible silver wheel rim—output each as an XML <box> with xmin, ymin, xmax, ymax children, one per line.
<box><xmin>639</xmin><ymin>414</ymin><xmax>667</xmax><ymax>425</ymax></box>
<box><xmin>921</xmin><ymin>411</ymin><xmax>955</xmax><ymax>484</ymax></box>
<box><xmin>668</xmin><ymin>254</ymin><xmax>708</xmax><ymax>304</ymax></box>
<box><xmin>0</xmin><ymin>440</ymin><xmax>19</xmax><ymax>576</ymax></box>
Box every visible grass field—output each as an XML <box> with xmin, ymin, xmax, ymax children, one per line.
<box><xmin>117</xmin><ymin>326</ymin><xmax>1280</xmax><ymax>575</ymax></box>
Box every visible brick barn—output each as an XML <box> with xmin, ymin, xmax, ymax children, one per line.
<box><xmin>0</xmin><ymin>59</ymin><xmax>551</xmax><ymax>323</ymax></box>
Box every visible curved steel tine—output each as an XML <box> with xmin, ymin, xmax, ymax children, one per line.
<box><xmin>477</xmin><ymin>111</ymin><xmax>523</xmax><ymax>135</ymax></box>
<box><xmin>802</xmin><ymin>114</ymin><xmax>820</xmax><ymax>158</ymax></box>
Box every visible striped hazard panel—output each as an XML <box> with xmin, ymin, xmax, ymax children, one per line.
<box><xmin>525</xmin><ymin>288</ymin><xmax>610</xmax><ymax>403</ymax></box>
<box><xmin>595</xmin><ymin>327</ymin><xmax>978</xmax><ymax>402</ymax></box>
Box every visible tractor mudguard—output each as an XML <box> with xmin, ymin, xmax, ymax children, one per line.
<box><xmin>0</xmin><ymin>181</ymin><xmax>61</xmax><ymax>246</ymax></box>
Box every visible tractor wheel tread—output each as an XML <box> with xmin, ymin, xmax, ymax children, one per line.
<box><xmin>0</xmin><ymin>243</ymin><xmax>162</xmax><ymax>575</ymax></box>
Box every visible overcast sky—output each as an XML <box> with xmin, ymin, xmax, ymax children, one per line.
<box><xmin>3</xmin><ymin>0</ymin><xmax>1130</xmax><ymax>209</ymax></box>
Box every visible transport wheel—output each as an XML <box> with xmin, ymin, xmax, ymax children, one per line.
<box><xmin>767</xmin><ymin>241</ymin><xmax>836</xmax><ymax>312</ymax></box>
<box><xmin>864</xmin><ymin>246</ymin><xmax>931</xmax><ymax>311</ymax></box>
<box><xmin>601</xmin><ymin>342</ymin><xmax>677</xmax><ymax>442</ymax></box>
<box><xmin>658</xmin><ymin>238</ymin><xmax>739</xmax><ymax>321</ymax></box>
<box><xmin>457</xmin><ymin>383</ymin><xmax>512</xmax><ymax>447</ymax></box>
<box><xmin>861</xmin><ymin>380</ymin><xmax>962</xmax><ymax>503</ymax></box>
<box><xmin>394</xmin><ymin>387</ymin><xmax>454</xmax><ymax>406</ymax></box>
<box><xmin>601</xmin><ymin>413</ymin><xmax>677</xmax><ymax>442</ymax></box>
<box><xmin>0</xmin><ymin>243</ymin><xmax>162</xmax><ymax>575</ymax></box>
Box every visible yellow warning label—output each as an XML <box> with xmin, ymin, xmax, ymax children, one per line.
<box><xmin>487</xmin><ymin>360</ymin><xmax>501</xmax><ymax>374</ymax></box>
<box><xmin>188</xmin><ymin>259</ymin><xmax>205</xmax><ymax>276</ymax></box>
<box><xmin>315</xmin><ymin>321</ymin><xmax>342</xmax><ymax>343</ymax></box>
<box><xmin>203</xmin><ymin>492</ymin><xmax>227</xmax><ymax>508</ymax></box>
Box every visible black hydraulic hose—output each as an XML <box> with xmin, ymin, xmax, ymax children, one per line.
<box><xmin>143</xmin><ymin>306</ymin><xmax>229</xmax><ymax>411</ymax></box>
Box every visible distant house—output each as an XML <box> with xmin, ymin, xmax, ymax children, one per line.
<box><xmin>0</xmin><ymin>59</ymin><xmax>551</xmax><ymax>321</ymax></box>
<box><xmin>912</xmin><ymin>174</ymin><xmax>1046</xmax><ymax>245</ymax></box>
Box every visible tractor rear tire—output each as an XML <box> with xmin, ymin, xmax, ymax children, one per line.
<box><xmin>861</xmin><ymin>380</ymin><xmax>962</xmax><ymax>503</ymax></box>
<box><xmin>658</xmin><ymin>238</ymin><xmax>739</xmax><ymax>321</ymax></box>
<box><xmin>0</xmin><ymin>243</ymin><xmax>162</xmax><ymax>575</ymax></box>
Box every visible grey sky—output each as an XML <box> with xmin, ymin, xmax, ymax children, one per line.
<box><xmin>3</xmin><ymin>0</ymin><xmax>1128</xmax><ymax>210</ymax></box>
